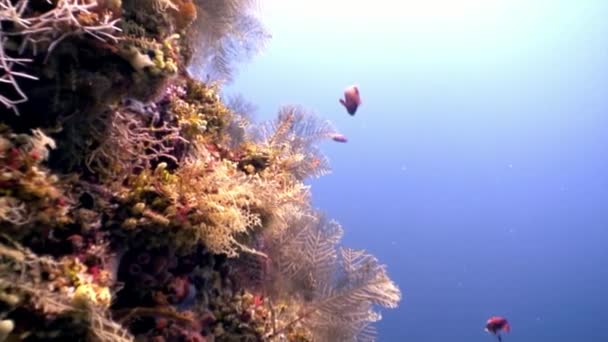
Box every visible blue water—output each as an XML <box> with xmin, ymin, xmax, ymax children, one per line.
<box><xmin>226</xmin><ymin>2</ymin><xmax>608</xmax><ymax>341</ymax></box>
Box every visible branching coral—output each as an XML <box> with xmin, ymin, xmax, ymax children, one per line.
<box><xmin>85</xmin><ymin>104</ymin><xmax>186</xmax><ymax>182</ymax></box>
<box><xmin>0</xmin><ymin>40</ymin><xmax>37</xmax><ymax>115</ymax></box>
<box><xmin>121</xmin><ymin>150</ymin><xmax>264</xmax><ymax>256</ymax></box>
<box><xmin>17</xmin><ymin>0</ymin><xmax>121</xmax><ymax>58</ymax></box>
<box><xmin>167</xmin><ymin>135</ymin><xmax>314</xmax><ymax>254</ymax></box>
<box><xmin>224</xmin><ymin>106</ymin><xmax>339</xmax><ymax>238</ymax></box>
<box><xmin>223</xmin><ymin>93</ymin><xmax>257</xmax><ymax>148</ymax></box>
<box><xmin>262</xmin><ymin>212</ymin><xmax>402</xmax><ymax>342</ymax></box>
<box><xmin>112</xmin><ymin>103</ymin><xmax>317</xmax><ymax>256</ymax></box>
<box><xmin>0</xmin><ymin>197</ymin><xmax>28</xmax><ymax>225</ymax></box>
<box><xmin>0</xmin><ymin>238</ymin><xmax>132</xmax><ymax>341</ymax></box>
<box><xmin>246</xmin><ymin>105</ymin><xmax>337</xmax><ymax>181</ymax></box>
<box><xmin>0</xmin><ymin>126</ymin><xmax>71</xmax><ymax>234</ymax></box>
<box><xmin>187</xmin><ymin>0</ymin><xmax>270</xmax><ymax>83</ymax></box>
<box><xmin>0</xmin><ymin>0</ymin><xmax>122</xmax><ymax>114</ymax></box>
<box><xmin>0</xmin><ymin>0</ymin><xmax>402</xmax><ymax>339</ymax></box>
<box><xmin>0</xmin><ymin>84</ymin><xmax>400</xmax><ymax>342</ymax></box>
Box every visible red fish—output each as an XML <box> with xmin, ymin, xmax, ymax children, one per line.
<box><xmin>253</xmin><ymin>294</ymin><xmax>264</xmax><ymax>307</ymax></box>
<box><xmin>485</xmin><ymin>316</ymin><xmax>510</xmax><ymax>341</ymax></box>
<box><xmin>331</xmin><ymin>133</ymin><xmax>348</xmax><ymax>143</ymax></box>
<box><xmin>339</xmin><ymin>85</ymin><xmax>361</xmax><ymax>115</ymax></box>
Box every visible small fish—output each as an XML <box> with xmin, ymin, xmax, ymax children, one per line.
<box><xmin>339</xmin><ymin>85</ymin><xmax>361</xmax><ymax>115</ymax></box>
<box><xmin>253</xmin><ymin>294</ymin><xmax>264</xmax><ymax>307</ymax></box>
<box><xmin>331</xmin><ymin>134</ymin><xmax>348</xmax><ymax>143</ymax></box>
<box><xmin>485</xmin><ymin>316</ymin><xmax>510</xmax><ymax>342</ymax></box>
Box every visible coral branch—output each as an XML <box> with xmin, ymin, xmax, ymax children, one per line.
<box><xmin>265</xmin><ymin>213</ymin><xmax>402</xmax><ymax>341</ymax></box>
<box><xmin>0</xmin><ymin>0</ymin><xmax>122</xmax><ymax>114</ymax></box>
<box><xmin>86</xmin><ymin>107</ymin><xmax>187</xmax><ymax>181</ymax></box>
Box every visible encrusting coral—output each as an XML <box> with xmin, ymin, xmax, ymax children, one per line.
<box><xmin>0</xmin><ymin>0</ymin><xmax>401</xmax><ymax>341</ymax></box>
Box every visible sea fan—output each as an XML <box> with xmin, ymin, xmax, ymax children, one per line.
<box><xmin>254</xmin><ymin>105</ymin><xmax>338</xmax><ymax>180</ymax></box>
<box><xmin>268</xmin><ymin>212</ymin><xmax>402</xmax><ymax>341</ymax></box>
<box><xmin>305</xmin><ymin>247</ymin><xmax>401</xmax><ymax>341</ymax></box>
<box><xmin>224</xmin><ymin>93</ymin><xmax>258</xmax><ymax>148</ymax></box>
<box><xmin>274</xmin><ymin>213</ymin><xmax>342</xmax><ymax>289</ymax></box>
<box><xmin>188</xmin><ymin>0</ymin><xmax>270</xmax><ymax>83</ymax></box>
<box><xmin>225</xmin><ymin>93</ymin><xmax>258</xmax><ymax>120</ymax></box>
<box><xmin>261</xmin><ymin>106</ymin><xmax>338</xmax><ymax>147</ymax></box>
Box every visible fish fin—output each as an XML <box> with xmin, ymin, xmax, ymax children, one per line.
<box><xmin>354</xmin><ymin>86</ymin><xmax>359</xmax><ymax>95</ymax></box>
<box><xmin>503</xmin><ymin>323</ymin><xmax>511</xmax><ymax>332</ymax></box>
<box><xmin>339</xmin><ymin>98</ymin><xmax>346</xmax><ymax>107</ymax></box>
<box><xmin>353</xmin><ymin>87</ymin><xmax>362</xmax><ymax>105</ymax></box>
<box><xmin>497</xmin><ymin>335</ymin><xmax>502</xmax><ymax>342</ymax></box>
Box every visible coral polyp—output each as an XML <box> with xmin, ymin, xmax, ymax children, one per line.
<box><xmin>0</xmin><ymin>0</ymin><xmax>401</xmax><ymax>340</ymax></box>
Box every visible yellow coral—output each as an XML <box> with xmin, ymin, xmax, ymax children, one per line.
<box><xmin>167</xmin><ymin>78</ymin><xmax>232</xmax><ymax>142</ymax></box>
<box><xmin>72</xmin><ymin>283</ymin><xmax>112</xmax><ymax>308</ymax></box>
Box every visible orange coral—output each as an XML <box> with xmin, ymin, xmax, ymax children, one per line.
<box><xmin>171</xmin><ymin>0</ymin><xmax>197</xmax><ymax>31</ymax></box>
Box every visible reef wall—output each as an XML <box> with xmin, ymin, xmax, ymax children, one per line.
<box><xmin>0</xmin><ymin>0</ymin><xmax>401</xmax><ymax>341</ymax></box>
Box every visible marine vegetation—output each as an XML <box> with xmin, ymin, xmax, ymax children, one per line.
<box><xmin>0</xmin><ymin>0</ymin><xmax>401</xmax><ymax>340</ymax></box>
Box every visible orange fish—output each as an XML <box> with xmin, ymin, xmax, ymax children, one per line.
<box><xmin>339</xmin><ymin>85</ymin><xmax>361</xmax><ymax>115</ymax></box>
<box><xmin>485</xmin><ymin>316</ymin><xmax>510</xmax><ymax>341</ymax></box>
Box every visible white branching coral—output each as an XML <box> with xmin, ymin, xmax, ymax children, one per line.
<box><xmin>86</xmin><ymin>107</ymin><xmax>186</xmax><ymax>182</ymax></box>
<box><xmin>0</xmin><ymin>197</ymin><xmax>29</xmax><ymax>225</ymax></box>
<box><xmin>153</xmin><ymin>0</ymin><xmax>178</xmax><ymax>12</ymax></box>
<box><xmin>0</xmin><ymin>0</ymin><xmax>122</xmax><ymax>114</ymax></box>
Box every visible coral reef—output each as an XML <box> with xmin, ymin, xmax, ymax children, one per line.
<box><xmin>0</xmin><ymin>0</ymin><xmax>401</xmax><ymax>341</ymax></box>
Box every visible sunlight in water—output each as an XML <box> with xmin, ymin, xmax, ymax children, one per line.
<box><xmin>373</xmin><ymin>0</ymin><xmax>501</xmax><ymax>21</ymax></box>
<box><xmin>258</xmin><ymin>0</ymin><xmax>513</xmax><ymax>55</ymax></box>
<box><xmin>261</xmin><ymin>0</ymin><xmax>504</xmax><ymax>24</ymax></box>
<box><xmin>258</xmin><ymin>0</ymin><xmax>597</xmax><ymax>70</ymax></box>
